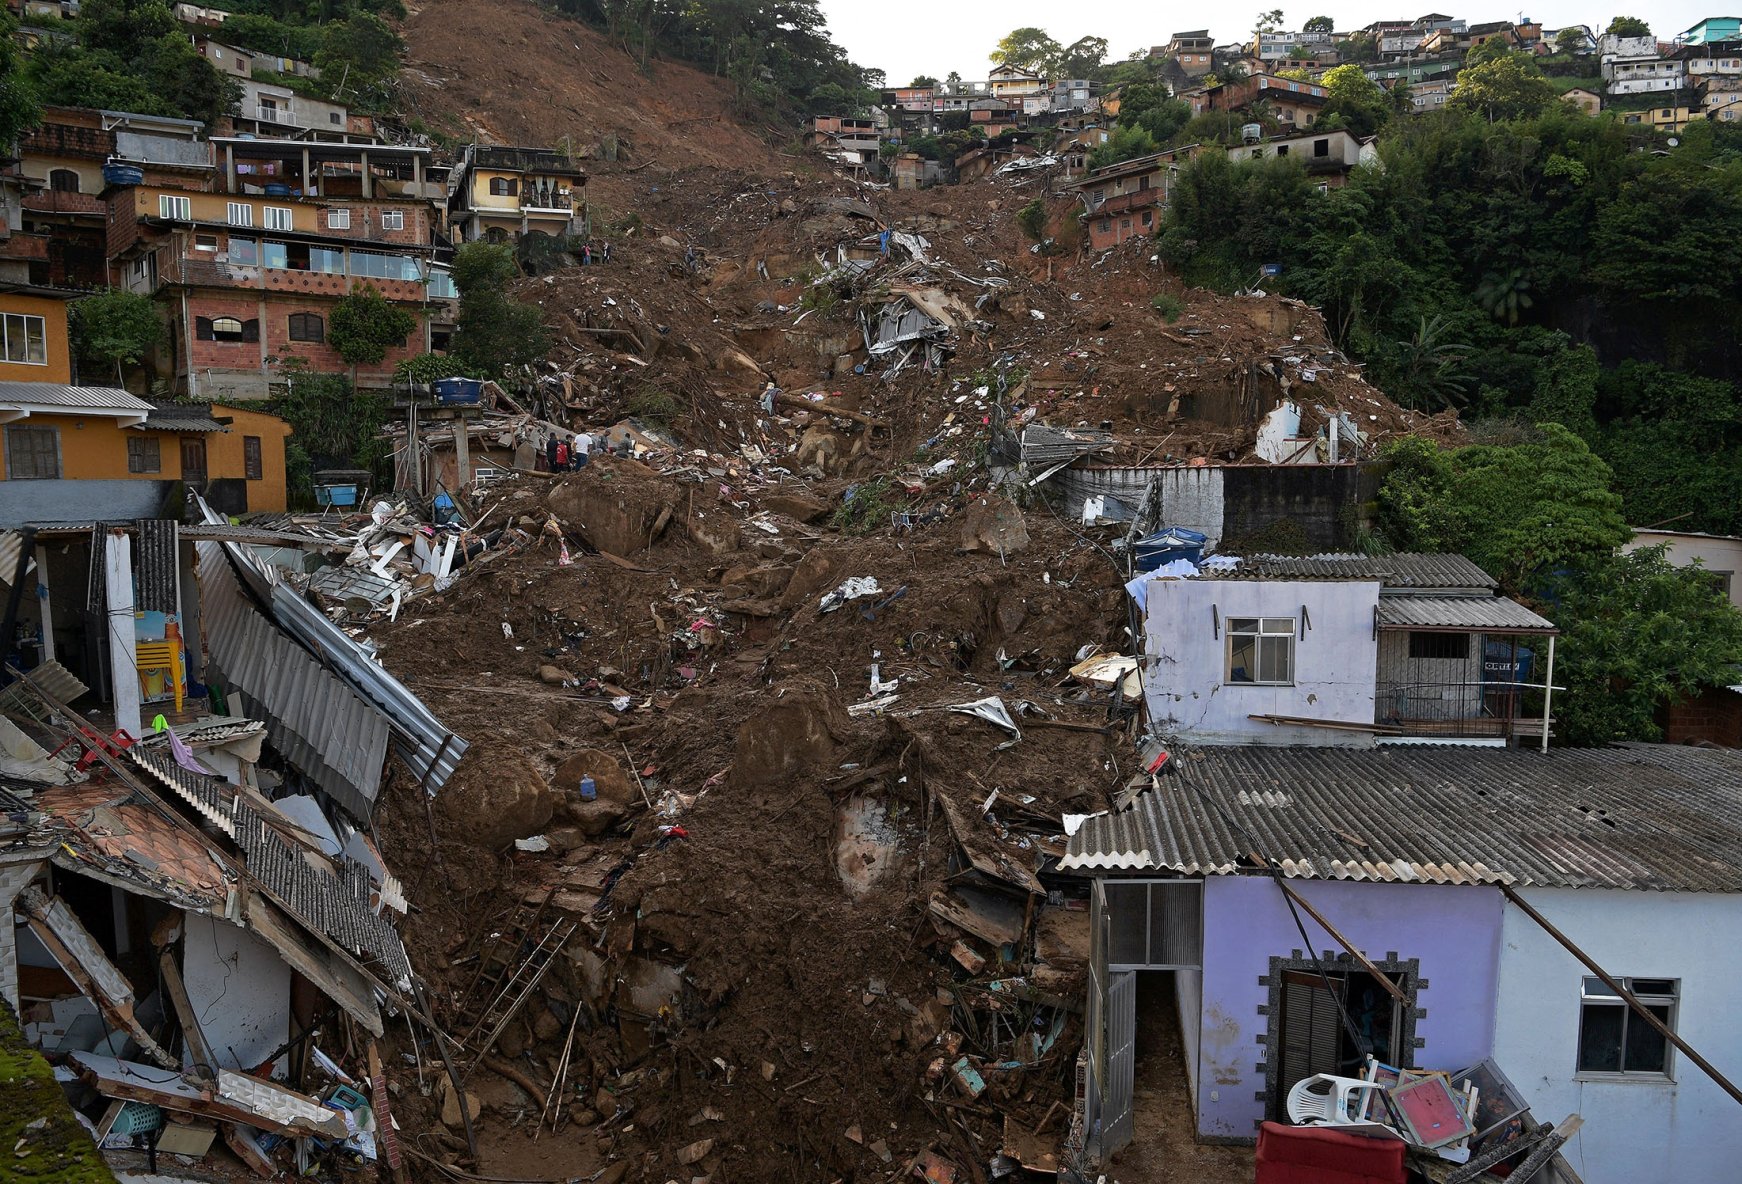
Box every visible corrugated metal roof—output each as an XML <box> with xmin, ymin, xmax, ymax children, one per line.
<box><xmin>192</xmin><ymin>493</ymin><xmax>467</xmax><ymax>795</ymax></box>
<box><xmin>0</xmin><ymin>382</ymin><xmax>155</xmax><ymax>418</ymax></box>
<box><xmin>1021</xmin><ymin>424</ymin><xmax>1117</xmax><ymax>467</ymax></box>
<box><xmin>1062</xmin><ymin>744</ymin><xmax>1742</xmax><ymax>892</ymax></box>
<box><xmin>1376</xmin><ymin>595</ymin><xmax>1557</xmax><ymax>633</ymax></box>
<box><xmin>195</xmin><ymin>538</ymin><xmax>391</xmax><ymax>821</ymax></box>
<box><xmin>129</xmin><ymin>749</ymin><xmax>413</xmax><ymax>990</ymax></box>
<box><xmin>1200</xmin><ymin>552</ymin><xmax>1497</xmax><ymax>589</ymax></box>
<box><xmin>134</xmin><ymin>402</ymin><xmax>228</xmax><ymax>433</ymax></box>
<box><xmin>133</xmin><ymin>519</ymin><xmax>178</xmax><ymax>614</ymax></box>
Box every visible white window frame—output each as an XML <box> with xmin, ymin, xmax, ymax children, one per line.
<box><xmin>1226</xmin><ymin>616</ymin><xmax>1296</xmax><ymax>686</ymax></box>
<box><xmin>2</xmin><ymin>313</ymin><xmax>48</xmax><ymax>366</ymax></box>
<box><xmin>227</xmin><ymin>201</ymin><xmax>253</xmax><ymax>227</ymax></box>
<box><xmin>1576</xmin><ymin>977</ymin><xmax>1678</xmax><ymax>1081</ymax></box>
<box><xmin>263</xmin><ymin>206</ymin><xmax>294</xmax><ymax>232</ymax></box>
<box><xmin>379</xmin><ymin>209</ymin><xmax>404</xmax><ymax>231</ymax></box>
<box><xmin>159</xmin><ymin>194</ymin><xmax>192</xmax><ymax>221</ymax></box>
<box><xmin>327</xmin><ymin>207</ymin><xmax>351</xmax><ymax>230</ymax></box>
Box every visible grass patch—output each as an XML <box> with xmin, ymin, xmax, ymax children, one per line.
<box><xmin>831</xmin><ymin>476</ymin><xmax>909</xmax><ymax>534</ymax></box>
<box><xmin>1151</xmin><ymin>292</ymin><xmax>1186</xmax><ymax>322</ymax></box>
<box><xmin>0</xmin><ymin>1002</ymin><xmax>115</xmax><ymax>1183</ymax></box>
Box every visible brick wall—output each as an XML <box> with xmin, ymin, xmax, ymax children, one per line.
<box><xmin>1662</xmin><ymin>687</ymin><xmax>1742</xmax><ymax>748</ymax></box>
<box><xmin>184</xmin><ymin>292</ymin><xmax>268</xmax><ymax>373</ymax></box>
<box><xmin>259</xmin><ymin>292</ymin><xmax>422</xmax><ymax>377</ymax></box>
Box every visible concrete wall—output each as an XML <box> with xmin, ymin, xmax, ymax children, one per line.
<box><xmin>1493</xmin><ymin>888</ymin><xmax>1742</xmax><ymax>1184</ymax></box>
<box><xmin>1177</xmin><ymin>966</ymin><xmax>1203</xmax><ymax>1103</ymax></box>
<box><xmin>1141</xmin><ymin>577</ymin><xmax>1381</xmax><ymax>745</ymax></box>
<box><xmin>1196</xmin><ymin>877</ymin><xmax>1503</xmax><ymax>1140</ymax></box>
<box><xmin>182</xmin><ymin>911</ymin><xmax>291</xmax><ymax>1072</ymax></box>
<box><xmin>0</xmin><ymin>478</ymin><xmax>170</xmax><ymax>525</ymax></box>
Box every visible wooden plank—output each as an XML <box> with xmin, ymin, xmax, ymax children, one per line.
<box><xmin>159</xmin><ymin>951</ymin><xmax>217</xmax><ymax>1084</ymax></box>
<box><xmin>1274</xmin><ymin>880</ymin><xmax>1411</xmax><ymax>1007</ymax></box>
<box><xmin>69</xmin><ymin>1051</ymin><xmax>348</xmax><ymax>1139</ymax></box>
<box><xmin>22</xmin><ymin>893</ymin><xmax>177</xmax><ymax>1068</ymax></box>
<box><xmin>1002</xmin><ymin>1116</ymin><xmax>1060</xmax><ymax>1174</ymax></box>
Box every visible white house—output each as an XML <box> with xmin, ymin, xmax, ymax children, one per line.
<box><xmin>1131</xmin><ymin>552</ymin><xmax>1557</xmax><ymax>748</ymax></box>
<box><xmin>1605</xmin><ymin>57</ymin><xmax>1688</xmax><ymax>93</ymax></box>
<box><xmin>1062</xmin><ymin>742</ymin><xmax>1742</xmax><ymax>1183</ymax></box>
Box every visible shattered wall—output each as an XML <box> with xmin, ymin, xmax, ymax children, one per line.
<box><xmin>1196</xmin><ymin>877</ymin><xmax>1502</xmax><ymax>1141</ymax></box>
<box><xmin>182</xmin><ymin>912</ymin><xmax>291</xmax><ymax>1073</ymax></box>
<box><xmin>1057</xmin><ymin>463</ymin><xmax>1374</xmax><ymax>551</ymax></box>
<box><xmin>1139</xmin><ymin>578</ymin><xmax>1380</xmax><ymax>746</ymax></box>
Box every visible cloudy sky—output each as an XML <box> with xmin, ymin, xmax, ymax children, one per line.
<box><xmin>815</xmin><ymin>3</ymin><xmax>1713</xmax><ymax>84</ymax></box>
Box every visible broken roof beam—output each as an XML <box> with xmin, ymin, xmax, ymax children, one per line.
<box><xmin>68</xmin><ymin>1050</ymin><xmax>349</xmax><ymax>1139</ymax></box>
<box><xmin>20</xmin><ymin>888</ymin><xmax>178</xmax><ymax>1069</ymax></box>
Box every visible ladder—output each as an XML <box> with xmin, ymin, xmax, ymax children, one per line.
<box><xmin>454</xmin><ymin>904</ymin><xmax>577</xmax><ymax>1074</ymax></box>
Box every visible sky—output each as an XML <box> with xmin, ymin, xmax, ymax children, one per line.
<box><xmin>815</xmin><ymin>2</ymin><xmax>1718</xmax><ymax>84</ymax></box>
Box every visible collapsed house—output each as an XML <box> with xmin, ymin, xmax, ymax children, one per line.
<box><xmin>0</xmin><ymin>503</ymin><xmax>468</xmax><ymax>1178</ymax></box>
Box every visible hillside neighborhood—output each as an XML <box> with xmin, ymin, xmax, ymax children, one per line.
<box><xmin>2</xmin><ymin>2</ymin><xmax>1742</xmax><ymax>1184</ymax></box>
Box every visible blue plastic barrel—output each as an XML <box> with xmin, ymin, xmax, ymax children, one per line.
<box><xmin>103</xmin><ymin>163</ymin><xmax>144</xmax><ymax>187</ymax></box>
<box><xmin>433</xmin><ymin>377</ymin><xmax>483</xmax><ymax>406</ymax></box>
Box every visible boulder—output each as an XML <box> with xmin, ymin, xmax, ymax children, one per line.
<box><xmin>793</xmin><ymin>424</ymin><xmax>861</xmax><ymax>475</ymax></box>
<box><xmin>760</xmin><ymin>492</ymin><xmax>830</xmax><ymax>523</ymax></box>
<box><xmin>958</xmin><ymin>494</ymin><xmax>1030</xmax><ymax>556</ymax></box>
<box><xmin>686</xmin><ymin>508</ymin><xmax>741</xmax><ymax>557</ymax></box>
<box><xmin>545</xmin><ymin>456</ymin><xmax>678</xmax><ymax>557</ymax></box>
<box><xmin>557</xmin><ymin>748</ymin><xmax>639</xmax><ymax>837</ymax></box>
<box><xmin>780</xmin><ymin>548</ymin><xmax>846</xmax><ymax>610</ymax></box>
<box><xmin>438</xmin><ymin>1076</ymin><xmax>483</xmax><ymax>1130</ymax></box>
<box><xmin>437</xmin><ymin>750</ymin><xmax>556</xmax><ymax>849</ymax></box>
<box><xmin>733</xmin><ymin>684</ymin><xmax>848</xmax><ymax>787</ymax></box>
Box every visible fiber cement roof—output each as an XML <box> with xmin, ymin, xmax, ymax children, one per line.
<box><xmin>1063</xmin><ymin>743</ymin><xmax>1742</xmax><ymax>892</ymax></box>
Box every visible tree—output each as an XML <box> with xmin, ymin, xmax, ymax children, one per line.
<box><xmin>449</xmin><ymin>242</ymin><xmax>549</xmax><ymax>377</ymax></box>
<box><xmin>1341</xmin><ymin>31</ymin><xmax>1378</xmax><ymax>62</ymax></box>
<box><xmin>991</xmin><ymin>27</ymin><xmax>1062</xmax><ymax>73</ymax></box>
<box><xmin>1254</xmin><ymin>9</ymin><xmax>1285</xmax><ymax>35</ymax></box>
<box><xmin>1387</xmin><ymin>315</ymin><xmax>1474</xmax><ymax>410</ymax></box>
<box><xmin>78</xmin><ymin>0</ymin><xmax>176</xmax><ymax>56</ymax></box>
<box><xmin>328</xmin><ymin>283</ymin><xmax>417</xmax><ymax>382</ymax></box>
<box><xmin>1445</xmin><ymin>53</ymin><xmax>1557</xmax><ymax>121</ymax></box>
<box><xmin>1015</xmin><ymin>198</ymin><xmax>1049</xmax><ymax>241</ymax></box>
<box><xmin>1545</xmin><ymin>548</ymin><xmax>1742</xmax><ymax>745</ymax></box>
<box><xmin>1318</xmin><ymin>62</ymin><xmax>1391</xmax><ymax>136</ymax></box>
<box><xmin>1554</xmin><ymin>26</ymin><xmax>1590</xmax><ymax>55</ymax></box>
<box><xmin>1303</xmin><ymin>15</ymin><xmax>1335</xmax><ymax>34</ymax></box>
<box><xmin>1376</xmin><ymin>424</ymin><xmax>1629</xmax><ymax>591</ymax></box>
<box><xmin>1605</xmin><ymin>16</ymin><xmax>1650</xmax><ymax>38</ymax></box>
<box><xmin>0</xmin><ymin>14</ymin><xmax>42</xmax><ymax>148</ymax></box>
<box><xmin>70</xmin><ymin>289</ymin><xmax>163</xmax><ymax>386</ymax></box>
<box><xmin>316</xmin><ymin>12</ymin><xmax>403</xmax><ymax>99</ymax></box>
<box><xmin>1087</xmin><ymin>123</ymin><xmax>1158</xmax><ymax>169</ymax></box>
<box><xmin>268</xmin><ymin>371</ymin><xmax>391</xmax><ymax>499</ymax></box>
<box><xmin>944</xmin><ymin>70</ymin><xmax>963</xmax><ymax>93</ymax></box>
<box><xmin>910</xmin><ymin>75</ymin><xmax>939</xmax><ymax>88</ymax></box>
<box><xmin>1055</xmin><ymin>35</ymin><xmax>1109</xmax><ymax>79</ymax></box>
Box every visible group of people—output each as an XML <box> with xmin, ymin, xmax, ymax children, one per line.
<box><xmin>544</xmin><ymin>429</ymin><xmax>595</xmax><ymax>472</ymax></box>
<box><xmin>579</xmin><ymin>241</ymin><xmax>613</xmax><ymax>265</ymax></box>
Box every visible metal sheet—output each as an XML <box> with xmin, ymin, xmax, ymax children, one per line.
<box><xmin>1204</xmin><ymin>552</ymin><xmax>1497</xmax><ymax>589</ymax></box>
<box><xmin>1063</xmin><ymin>743</ymin><xmax>1742</xmax><ymax>892</ymax></box>
<box><xmin>0</xmin><ymin>382</ymin><xmax>155</xmax><ymax>418</ymax></box>
<box><xmin>133</xmin><ymin>519</ymin><xmax>178</xmax><ymax>615</ymax></box>
<box><xmin>1376</xmin><ymin>595</ymin><xmax>1557</xmax><ymax>633</ymax></box>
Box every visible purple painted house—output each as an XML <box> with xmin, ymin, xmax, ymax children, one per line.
<box><xmin>1061</xmin><ymin>742</ymin><xmax>1742</xmax><ymax>1181</ymax></box>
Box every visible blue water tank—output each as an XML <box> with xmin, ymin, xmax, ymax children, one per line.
<box><xmin>264</xmin><ymin>182</ymin><xmax>293</xmax><ymax>196</ymax></box>
<box><xmin>1133</xmin><ymin>526</ymin><xmax>1208</xmax><ymax>572</ymax></box>
<box><xmin>102</xmin><ymin>163</ymin><xmax>144</xmax><ymax>187</ymax></box>
<box><xmin>434</xmin><ymin>377</ymin><xmax>483</xmax><ymax>406</ymax></box>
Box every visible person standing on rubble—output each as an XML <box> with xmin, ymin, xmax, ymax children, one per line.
<box><xmin>761</xmin><ymin>380</ymin><xmax>780</xmax><ymax>416</ymax></box>
<box><xmin>601</xmin><ymin>242</ymin><xmax>612</xmax><ymax>264</ymax></box>
<box><xmin>571</xmin><ymin>432</ymin><xmax>591</xmax><ymax>470</ymax></box>
<box><xmin>545</xmin><ymin>430</ymin><xmax>562</xmax><ymax>471</ymax></box>
<box><xmin>581</xmin><ymin>242</ymin><xmax>592</xmax><ymax>266</ymax></box>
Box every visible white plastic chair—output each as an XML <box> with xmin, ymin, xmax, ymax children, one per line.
<box><xmin>1286</xmin><ymin>1073</ymin><xmax>1396</xmax><ymax>1131</ymax></box>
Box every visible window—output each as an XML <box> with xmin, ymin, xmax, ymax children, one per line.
<box><xmin>1409</xmin><ymin>632</ymin><xmax>1470</xmax><ymax>660</ymax></box>
<box><xmin>2</xmin><ymin>313</ymin><xmax>48</xmax><ymax>365</ymax></box>
<box><xmin>348</xmin><ymin>250</ymin><xmax>421</xmax><ymax>281</ymax></box>
<box><xmin>288</xmin><ymin>312</ymin><xmax>324</xmax><ymax>342</ymax></box>
<box><xmin>329</xmin><ymin>112</ymin><xmax>342</xmax><ymax>124</ymax></box>
<box><xmin>1578</xmin><ymin>978</ymin><xmax>1677</xmax><ymax>1077</ymax></box>
<box><xmin>263</xmin><ymin>206</ymin><xmax>293</xmax><ymax>231</ymax></box>
<box><xmin>195</xmin><ymin>233</ymin><xmax>219</xmax><ymax>252</ymax></box>
<box><xmin>1227</xmin><ymin>617</ymin><xmax>1296</xmax><ymax>685</ymax></box>
<box><xmin>488</xmin><ymin>177</ymin><xmax>519</xmax><ymax>197</ymax></box>
<box><xmin>1314</xmin><ymin>138</ymin><xmax>1330</xmax><ymax>158</ymax></box>
<box><xmin>380</xmin><ymin>209</ymin><xmax>404</xmax><ymax>231</ymax></box>
<box><xmin>127</xmin><ymin>435</ymin><xmax>161</xmax><ymax>473</ymax></box>
<box><xmin>327</xmin><ymin>208</ymin><xmax>351</xmax><ymax>230</ymax></box>
<box><xmin>1277</xmin><ymin>145</ymin><xmax>1290</xmax><ymax>155</ymax></box>
<box><xmin>243</xmin><ymin>435</ymin><xmax>263</xmax><ymax>480</ymax></box>
<box><xmin>196</xmin><ymin>316</ymin><xmax>258</xmax><ymax>343</ymax></box>
<box><xmin>159</xmin><ymin>194</ymin><xmax>192</xmax><ymax>221</ymax></box>
<box><xmin>49</xmin><ymin>169</ymin><xmax>79</xmax><ymax>193</ymax></box>
<box><xmin>227</xmin><ymin>201</ymin><xmax>253</xmax><ymax>227</ymax></box>
<box><xmin>229</xmin><ymin>237</ymin><xmax>258</xmax><ymax>265</ymax></box>
<box><xmin>5</xmin><ymin>426</ymin><xmax>60</xmax><ymax>479</ymax></box>
<box><xmin>426</xmin><ymin>269</ymin><xmax>458</xmax><ymax>299</ymax></box>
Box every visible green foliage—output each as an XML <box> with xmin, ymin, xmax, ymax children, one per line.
<box><xmin>268</xmin><ymin>371</ymin><xmax>391</xmax><ymax>498</ymax></box>
<box><xmin>1116</xmin><ymin>82</ymin><xmax>1191</xmax><ymax>144</ymax></box>
<box><xmin>830</xmin><ymin>475</ymin><xmax>908</xmax><ymax>534</ymax></box>
<box><xmin>328</xmin><ymin>283</ymin><xmax>417</xmax><ymax>369</ymax></box>
<box><xmin>0</xmin><ymin>14</ymin><xmax>43</xmax><ymax>147</ymax></box>
<box><xmin>393</xmin><ymin>352</ymin><xmax>480</xmax><ymax>385</ymax></box>
<box><xmin>1546</xmin><ymin>547</ymin><xmax>1742</xmax><ymax>745</ymax></box>
<box><xmin>1605</xmin><ymin>16</ymin><xmax>1651</xmax><ymax>37</ymax></box>
<box><xmin>991</xmin><ymin>27</ymin><xmax>1061</xmax><ymax>71</ymax></box>
<box><xmin>1157</xmin><ymin>150</ymin><xmax>1316</xmax><ymax>289</ymax></box>
<box><xmin>449</xmin><ymin>241</ymin><xmax>549</xmax><ymax>377</ymax></box>
<box><xmin>1016</xmin><ymin>198</ymin><xmax>1049</xmax><ymax>242</ymax></box>
<box><xmin>1151</xmin><ymin>292</ymin><xmax>1186</xmax><ymax>322</ymax></box>
<box><xmin>218</xmin><ymin>13</ymin><xmax>325</xmax><ymax>63</ymax></box>
<box><xmin>315</xmin><ymin>13</ymin><xmax>403</xmax><ymax>109</ymax></box>
<box><xmin>1254</xmin><ymin>8</ymin><xmax>1284</xmax><ymax>35</ymax></box>
<box><xmin>1087</xmin><ymin>124</ymin><xmax>1158</xmax><ymax>169</ymax></box>
<box><xmin>1318</xmin><ymin>63</ymin><xmax>1391</xmax><ymax>138</ymax></box>
<box><xmin>1554</xmin><ymin>27</ymin><xmax>1590</xmax><ymax>54</ymax></box>
<box><xmin>1446</xmin><ymin>52</ymin><xmax>1557</xmax><ymax>121</ymax></box>
<box><xmin>1376</xmin><ymin>425</ymin><xmax>1628</xmax><ymax>591</ymax></box>
<box><xmin>1303</xmin><ymin>15</ymin><xmax>1334</xmax><ymax>33</ymax></box>
<box><xmin>70</xmin><ymin>289</ymin><xmax>163</xmax><ymax>385</ymax></box>
<box><xmin>627</xmin><ymin>384</ymin><xmax>681</xmax><ymax>426</ymax></box>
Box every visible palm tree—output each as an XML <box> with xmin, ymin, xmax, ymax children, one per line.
<box><xmin>1395</xmin><ymin>314</ymin><xmax>1475</xmax><ymax>410</ymax></box>
<box><xmin>1475</xmin><ymin>267</ymin><xmax>1535</xmax><ymax>325</ymax></box>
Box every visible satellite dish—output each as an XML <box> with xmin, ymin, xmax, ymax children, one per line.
<box><xmin>1668</xmin><ymin>136</ymin><xmax>1681</xmax><ymax>147</ymax></box>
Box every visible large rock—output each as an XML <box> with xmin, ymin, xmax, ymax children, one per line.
<box><xmin>780</xmin><ymin>548</ymin><xmax>846</xmax><ymax>610</ymax></box>
<box><xmin>545</xmin><ymin>456</ymin><xmax>679</xmax><ymax>557</ymax></box>
<box><xmin>686</xmin><ymin>508</ymin><xmax>741</xmax><ymax>557</ymax></box>
<box><xmin>793</xmin><ymin>424</ymin><xmax>863</xmax><ymax>475</ymax></box>
<box><xmin>958</xmin><ymin>494</ymin><xmax>1030</xmax><ymax>556</ymax></box>
<box><xmin>733</xmin><ymin>684</ymin><xmax>848</xmax><ymax>787</ymax></box>
<box><xmin>556</xmin><ymin>748</ymin><xmax>638</xmax><ymax>837</ymax></box>
<box><xmin>437</xmin><ymin>750</ymin><xmax>556</xmax><ymax>849</ymax></box>
<box><xmin>760</xmin><ymin>492</ymin><xmax>830</xmax><ymax>523</ymax></box>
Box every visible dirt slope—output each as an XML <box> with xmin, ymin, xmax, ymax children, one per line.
<box><xmin>398</xmin><ymin>0</ymin><xmax>788</xmax><ymax>176</ymax></box>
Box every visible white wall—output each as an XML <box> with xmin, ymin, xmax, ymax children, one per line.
<box><xmin>1141</xmin><ymin>577</ymin><xmax>1381</xmax><ymax>745</ymax></box>
<box><xmin>181</xmin><ymin>912</ymin><xmax>291</xmax><ymax>1072</ymax></box>
<box><xmin>1622</xmin><ymin>531</ymin><xmax>1742</xmax><ymax>610</ymax></box>
<box><xmin>1493</xmin><ymin>889</ymin><xmax>1742</xmax><ymax>1184</ymax></box>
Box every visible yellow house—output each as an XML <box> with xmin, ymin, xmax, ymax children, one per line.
<box><xmin>0</xmin><ymin>289</ymin><xmax>74</xmax><ymax>385</ymax></box>
<box><xmin>448</xmin><ymin>144</ymin><xmax>588</xmax><ymax>243</ymax></box>
<box><xmin>0</xmin><ymin>291</ymin><xmax>294</xmax><ymax>520</ymax></box>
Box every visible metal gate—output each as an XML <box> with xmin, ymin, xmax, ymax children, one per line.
<box><xmin>1087</xmin><ymin>881</ymin><xmax>1137</xmax><ymax>1158</ymax></box>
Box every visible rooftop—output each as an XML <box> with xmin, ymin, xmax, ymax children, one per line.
<box><xmin>1063</xmin><ymin>743</ymin><xmax>1742</xmax><ymax>892</ymax></box>
<box><xmin>1190</xmin><ymin>551</ymin><xmax>1499</xmax><ymax>589</ymax></box>
<box><xmin>0</xmin><ymin>382</ymin><xmax>156</xmax><ymax>425</ymax></box>
<box><xmin>133</xmin><ymin>400</ymin><xmax>231</xmax><ymax>433</ymax></box>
